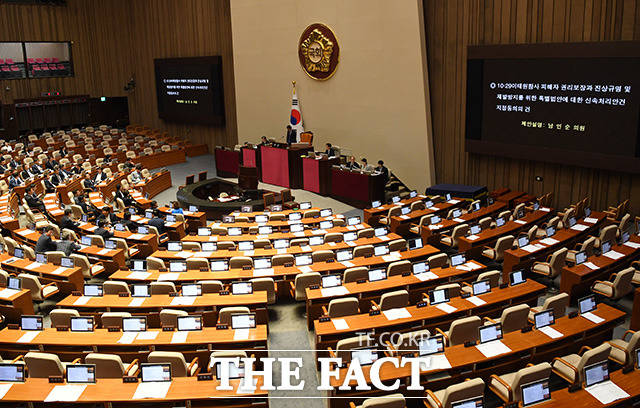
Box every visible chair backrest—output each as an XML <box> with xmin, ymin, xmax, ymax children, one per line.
<box><xmin>612</xmin><ymin>267</ymin><xmax>634</xmax><ymax>298</ymax></box>
<box><xmin>229</xmin><ymin>256</ymin><xmax>253</xmax><ymax>269</ymax></box>
<box><xmin>186</xmin><ymin>257</ymin><xmax>209</xmax><ymax>270</ymax></box>
<box><xmin>24</xmin><ymin>352</ymin><xmax>65</xmax><ymax>378</ymax></box>
<box><xmin>199</xmin><ymin>280</ymin><xmax>223</xmax><ymax>293</ymax></box>
<box><xmin>343</xmin><ymin>266</ymin><xmax>368</xmax><ymax>283</ymax></box>
<box><xmin>379</xmin><ymin>290</ymin><xmax>409</xmax><ymax>311</ymax></box>
<box><xmin>499</xmin><ymin>304</ymin><xmax>530</xmax><ymax>333</ymax></box>
<box><xmin>328</xmin><ymin>297</ymin><xmax>359</xmax><ymax>318</ymax></box>
<box><xmin>447</xmin><ymin>316</ymin><xmax>481</xmax><ymax>346</ymax></box>
<box><xmin>250</xmin><ymin>277</ymin><xmax>276</xmax><ymax>304</ymax></box>
<box><xmin>148</xmin><ymin>351</ymin><xmax>188</xmax><ymax>377</ymax></box>
<box><xmin>359</xmin><ymin>393</ymin><xmax>406</xmax><ymax>408</ymax></box>
<box><xmin>435</xmin><ymin>283</ymin><xmax>460</xmax><ymax>298</ymax></box>
<box><xmin>397</xmin><ymin>329</ymin><xmax>431</xmax><ymax>353</ymax></box>
<box><xmin>86</xmin><ymin>353</ymin><xmax>125</xmax><ymax>378</ymax></box>
<box><xmin>294</xmin><ymin>272</ymin><xmax>321</xmax><ymax>301</ymax></box>
<box><xmin>336</xmin><ymin>334</ymin><xmax>375</xmax><ymax>362</ymax></box>
<box><xmin>494</xmin><ymin>235</ymin><xmax>515</xmax><ymax>260</ymax></box>
<box><xmin>575</xmin><ymin>343</ymin><xmax>611</xmax><ymax>384</ymax></box>
<box><xmin>218</xmin><ymin>306</ymin><xmax>250</xmax><ymax>325</ymax></box>
<box><xmin>312</xmin><ymin>250</ymin><xmax>335</xmax><ymax>263</ymax></box>
<box><xmin>159</xmin><ymin>309</ymin><xmax>188</xmax><ymax>327</ymax></box>
<box><xmin>17</xmin><ymin>273</ymin><xmax>43</xmax><ymax>301</ymax></box>
<box><xmin>101</xmin><ymin>312</ymin><xmax>132</xmax><ymax>328</ymax></box>
<box><xmin>357</xmin><ymin>228</ymin><xmax>374</xmax><ymax>238</ymax></box>
<box><xmin>427</xmin><ymin>253</ymin><xmax>448</xmax><ymax>269</ymax></box>
<box><xmin>540</xmin><ymin>293</ymin><xmax>569</xmax><ymax>318</ymax></box>
<box><xmin>272</xmin><ymin>254</ymin><xmax>294</xmax><ymax>266</ymax></box>
<box><xmin>476</xmin><ymin>270</ymin><xmax>501</xmax><ymax>287</ymax></box>
<box><xmin>387</xmin><ymin>206</ymin><xmax>402</xmax><ymax>218</ymax></box>
<box><xmin>599</xmin><ymin>225</ymin><xmax>617</xmax><ymax>244</ymax></box>
<box><xmin>478</xmin><ymin>216</ymin><xmax>492</xmax><ymax>230</ymax></box>
<box><xmin>619</xmin><ymin>213</ymin><xmax>632</xmax><ymax>232</ymax></box>
<box><xmin>440</xmin><ymin>378</ymin><xmax>485</xmax><ymax>408</ymax></box>
<box><xmin>299</xmin><ymin>132</ymin><xmax>313</xmax><ymax>144</ymax></box>
<box><xmin>50</xmin><ymin>309</ymin><xmax>80</xmax><ymax>328</ymax></box>
<box><xmin>579</xmin><ymin>236</ymin><xmax>597</xmax><ymax>256</ymax></box>
<box><xmin>548</xmin><ymin>247</ymin><xmax>568</xmax><ymax>278</ymax></box>
<box><xmin>103</xmin><ymin>280</ymin><xmax>130</xmax><ymax>295</ymax></box>
<box><xmin>388</xmin><ymin>239</ymin><xmax>407</xmax><ymax>252</ymax></box>
<box><xmin>510</xmin><ymin>363</ymin><xmax>552</xmax><ymax>403</ymax></box>
<box><xmin>151</xmin><ymin>281</ymin><xmax>176</xmax><ymax>294</ymax></box>
<box><xmin>353</xmin><ymin>245</ymin><xmax>374</xmax><ymax>258</ymax></box>
<box><xmin>147</xmin><ymin>256</ymin><xmax>166</xmax><ymax>269</ymax></box>
<box><xmin>324</xmin><ymin>233</ymin><xmax>343</xmax><ymax>243</ymax></box>
<box><xmin>387</xmin><ymin>260</ymin><xmax>411</xmax><ymax>277</ymax></box>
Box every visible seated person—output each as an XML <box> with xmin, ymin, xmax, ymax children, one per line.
<box><xmin>171</xmin><ymin>201</ymin><xmax>184</xmax><ymax>214</ymax></box>
<box><xmin>374</xmin><ymin>160</ymin><xmax>389</xmax><ymax>184</ymax></box>
<box><xmin>115</xmin><ymin>185</ymin><xmax>134</xmax><ymax>206</ymax></box>
<box><xmin>258</xmin><ymin>136</ymin><xmax>270</xmax><ymax>146</ymax></box>
<box><xmin>94</xmin><ymin>219</ymin><xmax>114</xmax><ymax>241</ymax></box>
<box><xmin>24</xmin><ymin>186</ymin><xmax>44</xmax><ymax>212</ymax></box>
<box><xmin>59</xmin><ymin>208</ymin><xmax>79</xmax><ymax>230</ymax></box>
<box><xmin>35</xmin><ymin>225</ymin><xmax>57</xmax><ymax>253</ymax></box>
<box><xmin>360</xmin><ymin>158</ymin><xmax>374</xmax><ymax>172</ymax></box>
<box><xmin>344</xmin><ymin>156</ymin><xmax>360</xmax><ymax>171</ymax></box>
<box><xmin>323</xmin><ymin>143</ymin><xmax>335</xmax><ymax>157</ymax></box>
<box><xmin>148</xmin><ymin>209</ymin><xmax>167</xmax><ymax>234</ymax></box>
<box><xmin>56</xmin><ymin>230</ymin><xmax>81</xmax><ymax>256</ymax></box>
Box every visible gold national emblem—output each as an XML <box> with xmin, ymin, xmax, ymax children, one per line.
<box><xmin>298</xmin><ymin>23</ymin><xmax>339</xmax><ymax>80</ymax></box>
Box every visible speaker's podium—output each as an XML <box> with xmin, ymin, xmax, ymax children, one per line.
<box><xmin>260</xmin><ymin>143</ymin><xmax>312</xmax><ymax>189</ymax></box>
<box><xmin>238</xmin><ymin>166</ymin><xmax>258</xmax><ymax>190</ymax></box>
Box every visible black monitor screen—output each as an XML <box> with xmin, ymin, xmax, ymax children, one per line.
<box><xmin>465</xmin><ymin>42</ymin><xmax>640</xmax><ymax>172</ymax></box>
<box><xmin>154</xmin><ymin>56</ymin><xmax>225</xmax><ymax>125</ymax></box>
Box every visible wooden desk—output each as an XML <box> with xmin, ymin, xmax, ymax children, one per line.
<box><xmin>305</xmin><ymin>260</ymin><xmax>487</xmax><ymax>327</ymax></box>
<box><xmin>56</xmin><ymin>176</ymin><xmax>83</xmax><ymax>204</ymax></box>
<box><xmin>632</xmin><ymin>287</ymin><xmax>640</xmax><ymax>331</ymax></box>
<box><xmin>457</xmin><ymin>208</ymin><xmax>553</xmax><ymax>258</ymax></box>
<box><xmin>208</xmin><ymin>214</ymin><xmax>348</xmax><ymax>231</ymax></box>
<box><xmin>0</xmin><ymin>326</ymin><xmax>267</xmax><ymax>368</ymax></box>
<box><xmin>388</xmin><ymin>199</ymin><xmax>464</xmax><ymax>235</ymax></box>
<box><xmin>502</xmin><ymin>211</ymin><xmax>608</xmax><ymax>277</ymax></box>
<box><xmin>419</xmin><ymin>201</ymin><xmax>507</xmax><ymax>244</ymax></box>
<box><xmin>0</xmin><ymin>253</ymin><xmax>84</xmax><ymax>293</ymax></box>
<box><xmin>0</xmin><ymin>288</ymin><xmax>34</xmax><ymax>320</ymax></box>
<box><xmin>182</xmin><ymin>223</ymin><xmax>360</xmax><ymax>244</ymax></box>
<box><xmin>363</xmin><ymin>195</ymin><xmax>428</xmax><ymax>225</ymax></box>
<box><xmin>77</xmin><ymin>221</ymin><xmax>158</xmax><ymax>257</ymax></box>
<box><xmin>109</xmin><ymin>246</ymin><xmax>440</xmax><ymax>299</ymax></box>
<box><xmin>302</xmin><ymin>156</ymin><xmax>339</xmax><ymax>195</ymax></box>
<box><xmin>184</xmin><ymin>143</ymin><xmax>209</xmax><ymax>157</ymax></box>
<box><xmin>43</xmin><ymin>193</ymin><xmax>65</xmax><ymax>222</ymax></box>
<box><xmin>327</xmin><ymin>303</ymin><xmax>624</xmax><ymax>408</ymax></box>
<box><xmin>496</xmin><ymin>190</ymin><xmax>526</xmax><ymax>208</ymax></box>
<box><xmin>79</xmin><ymin>245</ymin><xmax>126</xmax><ymax>273</ymax></box>
<box><xmin>133</xmin><ymin>148</ymin><xmax>186</xmax><ymax>169</ymax></box>
<box><xmin>124</xmin><ymin>213</ymin><xmax>186</xmax><ymax>240</ymax></box>
<box><xmin>0</xmin><ymin>377</ymin><xmax>267</xmax><ymax>405</ymax></box>
<box><xmin>330</xmin><ymin>167</ymin><xmax>385</xmax><ymax>209</ymax></box>
<box><xmin>151</xmin><ymin>235</ymin><xmax>403</xmax><ymax>262</ymax></box>
<box><xmin>561</xmin><ymin>235</ymin><xmax>640</xmax><ymax>301</ymax></box>
<box><xmin>97</xmin><ymin>172</ymin><xmax>128</xmax><ymax>199</ymax></box>
<box><xmin>135</xmin><ymin>169</ymin><xmax>172</xmax><ymax>198</ymax></box>
<box><xmin>315</xmin><ymin>280</ymin><xmax>545</xmax><ymax>351</ymax></box>
<box><xmin>158</xmin><ymin>206</ymin><xmax>206</xmax><ymax>230</ymax></box>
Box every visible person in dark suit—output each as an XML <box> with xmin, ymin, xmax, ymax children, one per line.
<box><xmin>97</xmin><ymin>207</ymin><xmax>118</xmax><ymax>224</ymax></box>
<box><xmin>345</xmin><ymin>156</ymin><xmax>361</xmax><ymax>171</ymax></box>
<box><xmin>8</xmin><ymin>172</ymin><xmax>22</xmax><ymax>189</ymax></box>
<box><xmin>20</xmin><ymin>166</ymin><xmax>36</xmax><ymax>180</ymax></box>
<box><xmin>121</xmin><ymin>211</ymin><xmax>137</xmax><ymax>231</ymax></box>
<box><xmin>74</xmin><ymin>191</ymin><xmax>98</xmax><ymax>218</ymax></box>
<box><xmin>258</xmin><ymin>136</ymin><xmax>270</xmax><ymax>146</ymax></box>
<box><xmin>31</xmin><ymin>162</ymin><xmax>43</xmax><ymax>174</ymax></box>
<box><xmin>59</xmin><ymin>208</ymin><xmax>78</xmax><ymax>230</ymax></box>
<box><xmin>324</xmin><ymin>143</ymin><xmax>335</xmax><ymax>157</ymax></box>
<box><xmin>148</xmin><ymin>210</ymin><xmax>166</xmax><ymax>234</ymax></box>
<box><xmin>24</xmin><ymin>186</ymin><xmax>44</xmax><ymax>212</ymax></box>
<box><xmin>93</xmin><ymin>167</ymin><xmax>107</xmax><ymax>184</ymax></box>
<box><xmin>44</xmin><ymin>158</ymin><xmax>58</xmax><ymax>171</ymax></box>
<box><xmin>286</xmin><ymin>125</ymin><xmax>297</xmax><ymax>145</ymax></box>
<box><xmin>35</xmin><ymin>226</ymin><xmax>57</xmax><ymax>253</ymax></box>
<box><xmin>94</xmin><ymin>219</ymin><xmax>114</xmax><ymax>241</ymax></box>
<box><xmin>82</xmin><ymin>173</ymin><xmax>95</xmax><ymax>191</ymax></box>
<box><xmin>115</xmin><ymin>185</ymin><xmax>134</xmax><ymax>206</ymax></box>
<box><xmin>56</xmin><ymin>230</ymin><xmax>81</xmax><ymax>256</ymax></box>
<box><xmin>8</xmin><ymin>158</ymin><xmax>19</xmax><ymax>169</ymax></box>
<box><xmin>59</xmin><ymin>146</ymin><xmax>68</xmax><ymax>157</ymax></box>
<box><xmin>375</xmin><ymin>160</ymin><xmax>389</xmax><ymax>184</ymax></box>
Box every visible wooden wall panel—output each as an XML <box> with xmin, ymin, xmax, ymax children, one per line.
<box><xmin>424</xmin><ymin>0</ymin><xmax>640</xmax><ymax>213</ymax></box>
<box><xmin>0</xmin><ymin>0</ymin><xmax>237</xmax><ymax>150</ymax></box>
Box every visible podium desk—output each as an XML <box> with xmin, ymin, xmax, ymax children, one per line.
<box><xmin>260</xmin><ymin>144</ymin><xmax>312</xmax><ymax>188</ymax></box>
<box><xmin>214</xmin><ymin>148</ymin><xmax>240</xmax><ymax>177</ymax></box>
<box><xmin>302</xmin><ymin>156</ymin><xmax>339</xmax><ymax>195</ymax></box>
<box><xmin>331</xmin><ymin>167</ymin><xmax>385</xmax><ymax>208</ymax></box>
<box><xmin>241</xmin><ymin>146</ymin><xmax>261</xmax><ymax>179</ymax></box>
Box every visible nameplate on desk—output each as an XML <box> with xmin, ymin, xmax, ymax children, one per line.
<box><xmin>118</xmin><ymin>292</ymin><xmax>129</xmax><ymax>297</ymax></box>
<box><xmin>499</xmin><ymin>283</ymin><xmax>508</xmax><ymax>289</ymax></box>
<box><xmin>319</xmin><ymin>316</ymin><xmax>330</xmax><ymax>323</ymax></box>
<box><xmin>162</xmin><ymin>326</ymin><xmax>175</xmax><ymax>331</ymax></box>
<box><xmin>158</xmin><ymin>268</ymin><xmax>168</xmax><ymax>272</ymax></box>
<box><xmin>123</xmin><ymin>376</ymin><xmax>138</xmax><ymax>383</ymax></box>
<box><xmin>48</xmin><ymin>376</ymin><xmax>64</xmax><ymax>383</ymax></box>
<box><xmin>7</xmin><ymin>324</ymin><xmax>19</xmax><ymax>330</ymax></box>
<box><xmin>56</xmin><ymin>326</ymin><xmax>69</xmax><ymax>331</ymax></box>
<box><xmin>369</xmin><ymin>310</ymin><xmax>380</xmax><ymax>316</ymax></box>
<box><xmin>568</xmin><ymin>311</ymin><xmax>578</xmax><ymax>319</ymax></box>
<box><xmin>197</xmin><ymin>373</ymin><xmax>213</xmax><ymax>381</ymax></box>
<box><xmin>521</xmin><ymin>325</ymin><xmax>533</xmax><ymax>333</ymax></box>
<box><xmin>464</xmin><ymin>340</ymin><xmax>476</xmax><ymax>348</ymax></box>
<box><xmin>107</xmin><ymin>327</ymin><xmax>120</xmax><ymax>332</ymax></box>
<box><xmin>309</xmin><ymin>284</ymin><xmax>319</xmax><ymax>290</ymax></box>
<box><xmin>460</xmin><ymin>292</ymin><xmax>470</xmax><ymax>299</ymax></box>
<box><xmin>416</xmin><ymin>301</ymin><xmax>428</xmax><ymax>308</ymax></box>
<box><xmin>356</xmin><ymin>279</ymin><xmax>366</xmax><ymax>284</ymax></box>
<box><xmin>219</xmin><ymin>290</ymin><xmax>229</xmax><ymax>296</ymax></box>
<box><xmin>71</xmin><ymin>291</ymin><xmax>82</xmax><ymax>296</ymax></box>
<box><xmin>216</xmin><ymin>324</ymin><xmax>229</xmax><ymax>330</ymax></box>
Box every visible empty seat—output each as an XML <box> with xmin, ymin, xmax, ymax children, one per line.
<box><xmin>439</xmin><ymin>225</ymin><xmax>469</xmax><ymax>248</ymax></box>
<box><xmin>387</xmin><ymin>260</ymin><xmax>411</xmax><ymax>277</ymax></box>
<box><xmin>200</xmin><ymin>280</ymin><xmax>223</xmax><ymax>294</ymax></box>
<box><xmin>354</xmin><ymin>393</ymin><xmax>405</xmax><ymax>408</ymax></box>
<box><xmin>17</xmin><ymin>274</ymin><xmax>58</xmax><ymax>301</ymax></box>
<box><xmin>150</xmin><ymin>282</ymin><xmax>176</xmax><ymax>295</ymax></box>
<box><xmin>327</xmin><ymin>297</ymin><xmax>359</xmax><ymax>318</ymax></box>
<box><xmin>484</xmin><ymin>304</ymin><xmax>529</xmax><ymax>333</ymax></box>
<box><xmin>378</xmin><ymin>290</ymin><xmax>409</xmax><ymax>311</ymax></box>
<box><xmin>528</xmin><ymin>293</ymin><xmax>569</xmax><ymax>321</ymax></box>
<box><xmin>159</xmin><ymin>309</ymin><xmax>188</xmax><ymax>327</ymax></box>
<box><xmin>103</xmin><ymin>280</ymin><xmax>130</xmax><ymax>295</ymax></box>
<box><xmin>552</xmin><ymin>343</ymin><xmax>611</xmax><ymax>386</ymax></box>
<box><xmin>436</xmin><ymin>316</ymin><xmax>482</xmax><ymax>346</ymax></box>
<box><xmin>50</xmin><ymin>309</ymin><xmax>80</xmax><ymax>328</ymax></box>
<box><xmin>489</xmin><ymin>363</ymin><xmax>552</xmax><ymax>404</ymax></box>
<box><xmin>101</xmin><ymin>312</ymin><xmax>132</xmax><ymax>328</ymax></box>
<box><xmin>148</xmin><ymin>351</ymin><xmax>199</xmax><ymax>377</ymax></box>
<box><xmin>427</xmin><ymin>253</ymin><xmax>448</xmax><ymax>269</ymax></box>
<box><xmin>86</xmin><ymin>353</ymin><xmax>139</xmax><ymax>378</ymax></box>
<box><xmin>481</xmin><ymin>235</ymin><xmax>514</xmax><ymax>262</ymax></box>
<box><xmin>343</xmin><ymin>266</ymin><xmax>368</xmax><ymax>283</ymax></box>
<box><xmin>435</xmin><ymin>283</ymin><xmax>461</xmax><ymax>298</ymax></box>
<box><xmin>312</xmin><ymin>250</ymin><xmax>334</xmax><ymax>263</ymax></box>
<box><xmin>461</xmin><ymin>270</ymin><xmax>501</xmax><ymax>294</ymax></box>
<box><xmin>24</xmin><ymin>352</ymin><xmax>70</xmax><ymax>378</ymax></box>
<box><xmin>230</xmin><ymin>256</ymin><xmax>253</xmax><ymax>269</ymax></box>
<box><xmin>531</xmin><ymin>247</ymin><xmax>567</xmax><ymax>278</ymax></box>
<box><xmin>250</xmin><ymin>277</ymin><xmax>276</xmax><ymax>304</ymax></box>
<box><xmin>353</xmin><ymin>245</ymin><xmax>374</xmax><ymax>258</ymax></box>
<box><xmin>592</xmin><ymin>267</ymin><xmax>634</xmax><ymax>300</ymax></box>
<box><xmin>218</xmin><ymin>306</ymin><xmax>250</xmax><ymax>325</ymax></box>
<box><xmin>293</xmin><ymin>272</ymin><xmax>321</xmax><ymax>301</ymax></box>
<box><xmin>425</xmin><ymin>377</ymin><xmax>485</xmax><ymax>408</ymax></box>
<box><xmin>608</xmin><ymin>330</ymin><xmax>640</xmax><ymax>366</ymax></box>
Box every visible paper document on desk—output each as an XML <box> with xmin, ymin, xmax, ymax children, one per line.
<box><xmin>341</xmin><ymin>261</ymin><xmax>355</xmax><ymax>268</ymax></box>
<box><xmin>136</xmin><ymin>331</ymin><xmax>158</xmax><ymax>341</ymax></box>
<box><xmin>383</xmin><ymin>307</ymin><xmax>411</xmax><ymax>320</ymax></box>
<box><xmin>346</xmin><ymin>226</ymin><xmax>356</xmax><ymax>231</ymax></box>
<box><xmin>193</xmin><ymin>251</ymin><xmax>213</xmax><ymax>258</ymax></box>
<box><xmin>583</xmin><ymin>217</ymin><xmax>598</xmax><ymax>223</ymax></box>
<box><xmin>74</xmin><ymin>296</ymin><xmax>91</xmax><ymax>305</ymax></box>
<box><xmin>97</xmin><ymin>248</ymin><xmax>111</xmax><ymax>255</ymax></box>
<box><xmin>298</xmin><ymin>266</ymin><xmax>313</xmax><ymax>273</ymax></box>
<box><xmin>378</xmin><ymin>235</ymin><xmax>390</xmax><ymax>241</ymax></box>
<box><xmin>0</xmin><ymin>383</ymin><xmax>12</xmax><ymax>399</ymax></box>
<box><xmin>171</xmin><ymin>331</ymin><xmax>188</xmax><ymax>343</ymax></box>
<box><xmin>539</xmin><ymin>238</ymin><xmax>559</xmax><ymax>246</ymax></box>
<box><xmin>603</xmin><ymin>250</ymin><xmax>625</xmax><ymax>260</ymax></box>
<box><xmin>321</xmin><ymin>286</ymin><xmax>349</xmax><ymax>297</ymax></box>
<box><xmin>118</xmin><ymin>332</ymin><xmax>138</xmax><ymax>344</ymax></box>
<box><xmin>328</xmin><ymin>242</ymin><xmax>337</xmax><ymax>247</ymax></box>
<box><xmin>171</xmin><ymin>296</ymin><xmax>196</xmax><ymax>306</ymax></box>
<box><xmin>466</xmin><ymin>234</ymin><xmax>479</xmax><ymax>241</ymax></box>
<box><xmin>539</xmin><ymin>326</ymin><xmax>563</xmax><ymax>339</ymax></box>
<box><xmin>582</xmin><ymin>312</ymin><xmax>604</xmax><ymax>324</ymax></box>
<box><xmin>208</xmin><ymin>236</ymin><xmax>219</xmax><ymax>241</ymax></box>
<box><xmin>452</xmin><ymin>217</ymin><xmax>465</xmax><ymax>223</ymax></box>
<box><xmin>128</xmin><ymin>233</ymin><xmax>145</xmax><ymax>240</ymax></box>
<box><xmin>427</xmin><ymin>354</ymin><xmax>452</xmax><ymax>370</ymax></box>
<box><xmin>466</xmin><ymin>262</ymin><xmax>482</xmax><ymax>270</ymax></box>
<box><xmin>128</xmin><ymin>272</ymin><xmax>151</xmax><ymax>280</ymax></box>
<box><xmin>25</xmin><ymin>262</ymin><xmax>42</xmax><ymax>270</ymax></box>
<box><xmin>236</xmin><ymin>378</ymin><xmax>259</xmax><ymax>394</ymax></box>
<box><xmin>51</xmin><ymin>267</ymin><xmax>67</xmax><ymax>275</ymax></box>
<box><xmin>513</xmin><ymin>220</ymin><xmax>526</xmax><ymax>225</ymax></box>
<box><xmin>299</xmin><ymin>246</ymin><xmax>312</xmax><ymax>253</ymax></box>
<box><xmin>253</xmin><ymin>268</ymin><xmax>274</xmax><ymax>277</ymax></box>
<box><xmin>399</xmin><ymin>215</ymin><xmax>410</xmax><ymax>220</ymax></box>
<box><xmin>314</xmin><ymin>229</ymin><xmax>327</xmax><ymax>235</ymax></box>
<box><xmin>129</xmin><ymin>298</ymin><xmax>145</xmax><ymax>307</ymax></box>
<box><xmin>520</xmin><ymin>244</ymin><xmax>540</xmax><ymax>253</ymax></box>
<box><xmin>582</xmin><ymin>262</ymin><xmax>599</xmax><ymax>270</ymax></box>
<box><xmin>332</xmin><ymin>319</ymin><xmax>349</xmax><ymax>330</ymax></box>
<box><xmin>45</xmin><ymin>384</ymin><xmax>87</xmax><ymax>402</ymax></box>
<box><xmin>570</xmin><ymin>224</ymin><xmax>588</xmax><ymax>231</ymax></box>
<box><xmin>158</xmin><ymin>273</ymin><xmax>180</xmax><ymax>281</ymax></box>
<box><xmin>276</xmin><ymin>248</ymin><xmax>287</xmax><ymax>254</ymax></box>
<box><xmin>476</xmin><ymin>340</ymin><xmax>511</xmax><ymax>358</ymax></box>
<box><xmin>435</xmin><ymin>303</ymin><xmax>457</xmax><ymax>314</ymax></box>
<box><xmin>466</xmin><ymin>296</ymin><xmax>486</xmax><ymax>306</ymax></box>
<box><xmin>382</xmin><ymin>254</ymin><xmax>401</xmax><ymax>262</ymax></box>
<box><xmin>133</xmin><ymin>381</ymin><xmax>171</xmax><ymax>399</ymax></box>
<box><xmin>447</xmin><ymin>199</ymin><xmax>460</xmax><ymax>204</ymax></box>
<box><xmin>585</xmin><ymin>381</ymin><xmax>629</xmax><ymax>404</ymax></box>
<box><xmin>456</xmin><ymin>264</ymin><xmax>472</xmax><ymax>271</ymax></box>
<box><xmin>234</xmin><ymin>328</ymin><xmax>250</xmax><ymax>340</ymax></box>
<box><xmin>624</xmin><ymin>241</ymin><xmax>640</xmax><ymax>249</ymax></box>
<box><xmin>17</xmin><ymin>331</ymin><xmax>39</xmax><ymax>343</ymax></box>
<box><xmin>415</xmin><ymin>271</ymin><xmax>438</xmax><ymax>281</ymax></box>
<box><xmin>175</xmin><ymin>251</ymin><xmax>193</xmax><ymax>259</ymax></box>
<box><xmin>0</xmin><ymin>288</ymin><xmax>19</xmax><ymax>298</ymax></box>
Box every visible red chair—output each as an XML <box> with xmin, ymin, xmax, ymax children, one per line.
<box><xmin>35</xmin><ymin>58</ymin><xmax>42</xmax><ymax>63</ymax></box>
<box><xmin>52</xmin><ymin>57</ymin><xmax>59</xmax><ymax>63</ymax></box>
<box><xmin>1</xmin><ymin>67</ymin><xmax>10</xmax><ymax>73</ymax></box>
<box><xmin>0</xmin><ymin>59</ymin><xmax>4</xmax><ymax>64</ymax></box>
<box><xmin>57</xmin><ymin>64</ymin><xmax>65</xmax><ymax>70</ymax></box>
<box><xmin>10</xmin><ymin>66</ymin><xmax>19</xmax><ymax>72</ymax></box>
<box><xmin>43</xmin><ymin>58</ymin><xmax>51</xmax><ymax>63</ymax></box>
<box><xmin>49</xmin><ymin>64</ymin><xmax>56</xmax><ymax>70</ymax></box>
<box><xmin>27</xmin><ymin>58</ymin><xmax>34</xmax><ymax>64</ymax></box>
<box><xmin>5</xmin><ymin>59</ymin><xmax>13</xmax><ymax>65</ymax></box>
<box><xmin>198</xmin><ymin>171</ymin><xmax>207</xmax><ymax>182</ymax></box>
<box><xmin>41</xmin><ymin>65</ymin><xmax>49</xmax><ymax>71</ymax></box>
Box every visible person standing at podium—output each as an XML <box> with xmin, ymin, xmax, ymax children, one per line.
<box><xmin>324</xmin><ymin>143</ymin><xmax>335</xmax><ymax>157</ymax></box>
<box><xmin>375</xmin><ymin>160</ymin><xmax>389</xmax><ymax>184</ymax></box>
<box><xmin>258</xmin><ymin>136</ymin><xmax>270</xmax><ymax>146</ymax></box>
<box><xmin>286</xmin><ymin>125</ymin><xmax>297</xmax><ymax>145</ymax></box>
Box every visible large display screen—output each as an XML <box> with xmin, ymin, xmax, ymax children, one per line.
<box><xmin>154</xmin><ymin>56</ymin><xmax>225</xmax><ymax>125</ymax></box>
<box><xmin>465</xmin><ymin>42</ymin><xmax>640</xmax><ymax>172</ymax></box>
